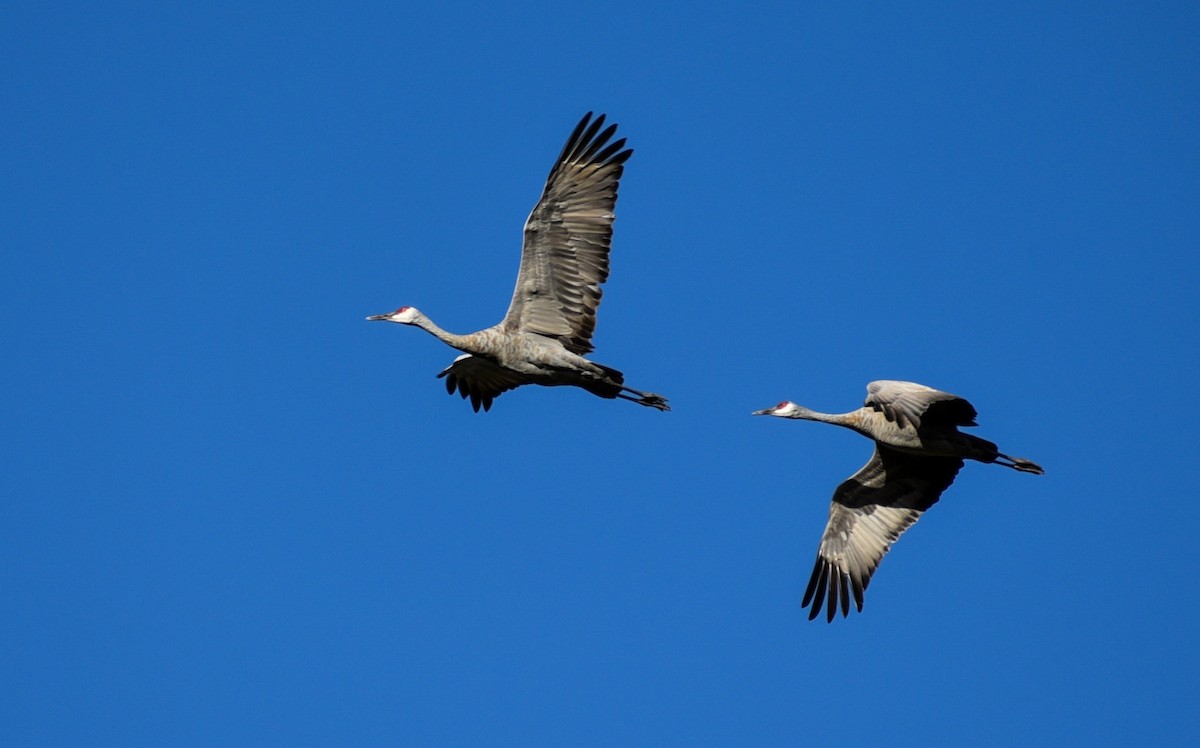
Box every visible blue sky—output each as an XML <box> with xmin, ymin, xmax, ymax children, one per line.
<box><xmin>3</xmin><ymin>2</ymin><xmax>1197</xmax><ymax>745</ymax></box>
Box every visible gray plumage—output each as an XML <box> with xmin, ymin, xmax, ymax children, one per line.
<box><xmin>753</xmin><ymin>380</ymin><xmax>1043</xmax><ymax>622</ymax></box>
<box><xmin>367</xmin><ymin>112</ymin><xmax>668</xmax><ymax>413</ymax></box>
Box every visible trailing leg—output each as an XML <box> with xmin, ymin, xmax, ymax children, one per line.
<box><xmin>616</xmin><ymin>387</ymin><xmax>670</xmax><ymax>411</ymax></box>
<box><xmin>995</xmin><ymin>452</ymin><xmax>1044</xmax><ymax>474</ymax></box>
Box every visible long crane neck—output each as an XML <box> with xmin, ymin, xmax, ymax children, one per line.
<box><xmin>804</xmin><ymin>409</ymin><xmax>864</xmax><ymax>430</ymax></box>
<box><xmin>411</xmin><ymin>313</ymin><xmax>482</xmax><ymax>353</ymax></box>
<box><xmin>788</xmin><ymin>407</ymin><xmax>875</xmax><ymax>438</ymax></box>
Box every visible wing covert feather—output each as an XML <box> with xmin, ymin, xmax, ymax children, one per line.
<box><xmin>865</xmin><ymin>380</ymin><xmax>978</xmax><ymax>430</ymax></box>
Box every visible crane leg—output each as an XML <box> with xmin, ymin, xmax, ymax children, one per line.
<box><xmin>615</xmin><ymin>387</ymin><xmax>670</xmax><ymax>411</ymax></box>
<box><xmin>995</xmin><ymin>452</ymin><xmax>1044</xmax><ymax>474</ymax></box>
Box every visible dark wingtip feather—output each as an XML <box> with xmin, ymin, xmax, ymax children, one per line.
<box><xmin>801</xmin><ymin>556</ymin><xmax>822</xmax><ymax>608</ymax></box>
<box><xmin>826</xmin><ymin>575</ymin><xmax>838</xmax><ymax>622</ymax></box>
<box><xmin>579</xmin><ymin>123</ymin><xmax>619</xmax><ymax>161</ymax></box>
<box><xmin>807</xmin><ymin>560</ymin><xmax>829</xmax><ymax>621</ymax></box>
<box><xmin>802</xmin><ymin>559</ymin><xmax>861</xmax><ymax>622</ymax></box>
<box><xmin>550</xmin><ymin>113</ymin><xmax>596</xmax><ymax>173</ymax></box>
<box><xmin>807</xmin><ymin>599</ymin><xmax>822</xmax><ymax>622</ymax></box>
<box><xmin>572</xmin><ymin>115</ymin><xmax>605</xmax><ymax>161</ymax></box>
<box><xmin>594</xmin><ymin>136</ymin><xmax>628</xmax><ymax>165</ymax></box>
<box><xmin>570</xmin><ymin>112</ymin><xmax>593</xmax><ymax>141</ymax></box>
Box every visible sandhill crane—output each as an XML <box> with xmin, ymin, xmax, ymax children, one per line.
<box><xmin>753</xmin><ymin>380</ymin><xmax>1043</xmax><ymax>622</ymax></box>
<box><xmin>367</xmin><ymin>112</ymin><xmax>668</xmax><ymax>413</ymax></box>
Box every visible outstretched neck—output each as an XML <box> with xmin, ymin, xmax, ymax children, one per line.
<box><xmin>797</xmin><ymin>408</ymin><xmax>863</xmax><ymax>431</ymax></box>
<box><xmin>409</xmin><ymin>313</ymin><xmax>471</xmax><ymax>350</ymax></box>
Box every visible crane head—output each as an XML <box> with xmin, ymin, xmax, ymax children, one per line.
<box><xmin>366</xmin><ymin>306</ymin><xmax>421</xmax><ymax>324</ymax></box>
<box><xmin>752</xmin><ymin>401</ymin><xmax>808</xmax><ymax>418</ymax></box>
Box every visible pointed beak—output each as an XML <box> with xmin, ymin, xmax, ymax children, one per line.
<box><xmin>366</xmin><ymin>314</ymin><xmax>390</xmax><ymax>321</ymax></box>
<box><xmin>751</xmin><ymin>408</ymin><xmax>775</xmax><ymax>416</ymax></box>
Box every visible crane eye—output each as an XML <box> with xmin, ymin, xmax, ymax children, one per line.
<box><xmin>776</xmin><ymin>401</ymin><xmax>789</xmax><ymax>410</ymax></box>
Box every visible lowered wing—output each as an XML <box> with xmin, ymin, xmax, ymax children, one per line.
<box><xmin>802</xmin><ymin>446</ymin><xmax>964</xmax><ymax>622</ymax></box>
<box><xmin>437</xmin><ymin>354</ymin><xmax>526</xmax><ymax>412</ymax></box>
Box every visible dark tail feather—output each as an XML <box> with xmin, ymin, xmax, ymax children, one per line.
<box><xmin>595</xmin><ymin>363</ymin><xmax>625</xmax><ymax>385</ymax></box>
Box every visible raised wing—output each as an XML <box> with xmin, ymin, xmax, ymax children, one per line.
<box><xmin>802</xmin><ymin>446</ymin><xmax>964</xmax><ymax>622</ymax></box>
<box><xmin>865</xmin><ymin>380</ymin><xmax>978</xmax><ymax>430</ymax></box>
<box><xmin>502</xmin><ymin>112</ymin><xmax>633</xmax><ymax>354</ymax></box>
<box><xmin>437</xmin><ymin>354</ymin><xmax>526</xmax><ymax>412</ymax></box>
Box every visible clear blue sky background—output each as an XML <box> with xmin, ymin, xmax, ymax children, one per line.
<box><xmin>3</xmin><ymin>2</ymin><xmax>1197</xmax><ymax>745</ymax></box>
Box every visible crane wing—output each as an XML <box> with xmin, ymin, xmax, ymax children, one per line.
<box><xmin>802</xmin><ymin>446</ymin><xmax>963</xmax><ymax>622</ymax></box>
<box><xmin>436</xmin><ymin>354</ymin><xmax>526</xmax><ymax>413</ymax></box>
<box><xmin>865</xmin><ymin>380</ymin><xmax>978</xmax><ymax>430</ymax></box>
<box><xmin>501</xmin><ymin>112</ymin><xmax>633</xmax><ymax>355</ymax></box>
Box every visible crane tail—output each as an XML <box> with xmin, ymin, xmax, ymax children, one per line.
<box><xmin>595</xmin><ymin>363</ymin><xmax>625</xmax><ymax>384</ymax></box>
